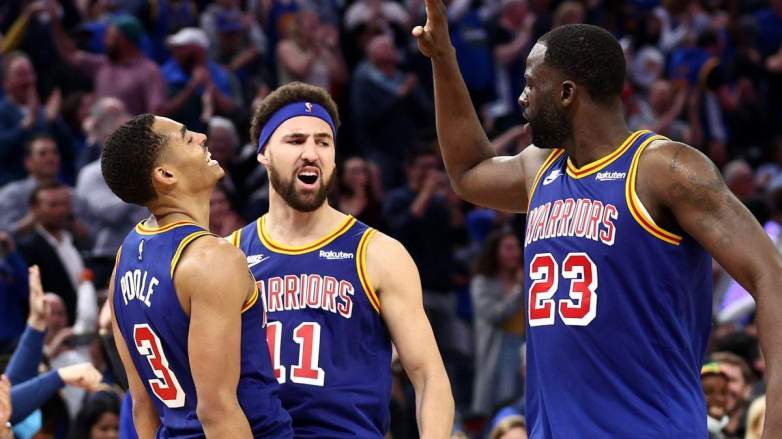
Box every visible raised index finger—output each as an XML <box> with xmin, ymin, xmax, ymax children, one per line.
<box><xmin>29</xmin><ymin>265</ymin><xmax>43</xmax><ymax>296</ymax></box>
<box><xmin>423</xmin><ymin>0</ymin><xmax>448</xmax><ymax>27</ymax></box>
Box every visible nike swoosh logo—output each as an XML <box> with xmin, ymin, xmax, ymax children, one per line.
<box><xmin>247</xmin><ymin>255</ymin><xmax>270</xmax><ymax>268</ymax></box>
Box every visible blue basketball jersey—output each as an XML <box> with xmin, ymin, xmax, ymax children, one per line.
<box><xmin>229</xmin><ymin>215</ymin><xmax>392</xmax><ymax>438</ymax></box>
<box><xmin>523</xmin><ymin>131</ymin><xmax>712</xmax><ymax>438</ymax></box>
<box><xmin>113</xmin><ymin>221</ymin><xmax>292</xmax><ymax>439</ymax></box>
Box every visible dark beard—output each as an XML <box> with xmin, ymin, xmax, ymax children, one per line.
<box><xmin>528</xmin><ymin>100</ymin><xmax>573</xmax><ymax>149</ymax></box>
<box><xmin>268</xmin><ymin>165</ymin><xmax>336</xmax><ymax>212</ymax></box>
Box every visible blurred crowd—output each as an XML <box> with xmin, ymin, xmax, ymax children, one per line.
<box><xmin>0</xmin><ymin>0</ymin><xmax>781</xmax><ymax>437</ymax></box>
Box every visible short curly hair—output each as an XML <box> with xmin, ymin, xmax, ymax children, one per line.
<box><xmin>250</xmin><ymin>82</ymin><xmax>341</xmax><ymax>150</ymax></box>
<box><xmin>101</xmin><ymin>114</ymin><xmax>168</xmax><ymax>206</ymax></box>
<box><xmin>538</xmin><ymin>24</ymin><xmax>626</xmax><ymax>104</ymax></box>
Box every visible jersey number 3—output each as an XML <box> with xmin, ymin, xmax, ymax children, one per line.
<box><xmin>133</xmin><ymin>324</ymin><xmax>186</xmax><ymax>407</ymax></box>
<box><xmin>528</xmin><ymin>252</ymin><xmax>598</xmax><ymax>326</ymax></box>
<box><xmin>266</xmin><ymin>321</ymin><xmax>325</xmax><ymax>386</ymax></box>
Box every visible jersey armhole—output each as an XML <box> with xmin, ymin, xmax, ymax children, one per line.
<box><xmin>624</xmin><ymin>135</ymin><xmax>684</xmax><ymax>246</ymax></box>
<box><xmin>526</xmin><ymin>149</ymin><xmax>565</xmax><ymax>211</ymax></box>
<box><xmin>169</xmin><ymin>231</ymin><xmax>215</xmax><ymax>278</ymax></box>
<box><xmin>357</xmin><ymin>228</ymin><xmax>381</xmax><ymax>314</ymax></box>
<box><xmin>227</xmin><ymin>228</ymin><xmax>242</xmax><ymax>248</ymax></box>
<box><xmin>241</xmin><ymin>280</ymin><xmax>260</xmax><ymax>314</ymax></box>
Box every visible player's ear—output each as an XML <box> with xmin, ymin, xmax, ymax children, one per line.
<box><xmin>151</xmin><ymin>165</ymin><xmax>177</xmax><ymax>188</ymax></box>
<box><xmin>257</xmin><ymin>151</ymin><xmax>270</xmax><ymax>167</ymax></box>
<box><xmin>561</xmin><ymin>80</ymin><xmax>576</xmax><ymax>107</ymax></box>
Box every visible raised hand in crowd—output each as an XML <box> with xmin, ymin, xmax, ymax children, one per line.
<box><xmin>0</xmin><ymin>375</ymin><xmax>11</xmax><ymax>439</ymax></box>
<box><xmin>57</xmin><ymin>363</ymin><xmax>103</xmax><ymax>392</ymax></box>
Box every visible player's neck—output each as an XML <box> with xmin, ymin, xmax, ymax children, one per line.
<box><xmin>147</xmin><ymin>193</ymin><xmax>211</xmax><ymax>230</ymax></box>
<box><xmin>265</xmin><ymin>198</ymin><xmax>346</xmax><ymax>246</ymax></box>
<box><xmin>566</xmin><ymin>110</ymin><xmax>631</xmax><ymax>169</ymax></box>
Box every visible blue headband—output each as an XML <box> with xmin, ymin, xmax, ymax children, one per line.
<box><xmin>257</xmin><ymin>102</ymin><xmax>336</xmax><ymax>153</ymax></box>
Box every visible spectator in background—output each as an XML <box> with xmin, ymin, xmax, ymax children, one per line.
<box><xmin>336</xmin><ymin>156</ymin><xmax>385</xmax><ymax>229</ymax></box>
<box><xmin>206</xmin><ymin>116</ymin><xmax>245</xmax><ymax>199</ymax></box>
<box><xmin>0</xmin><ymin>135</ymin><xmax>60</xmax><ymax>235</ymax></box>
<box><xmin>487</xmin><ymin>0</ymin><xmax>535</xmax><ymax>133</ymax></box>
<box><xmin>552</xmin><ymin>0</ymin><xmax>584</xmax><ymax>28</ymax></box>
<box><xmin>470</xmin><ymin>228</ymin><xmax>524</xmax><ymax>417</ymax></box>
<box><xmin>68</xmin><ymin>391</ymin><xmax>120</xmax><ymax>439</ymax></box>
<box><xmin>383</xmin><ymin>146</ymin><xmax>465</xmax><ymax>377</ymax></box>
<box><xmin>75</xmin><ymin>98</ymin><xmax>144</xmax><ymax>290</ymax></box>
<box><xmin>209</xmin><ymin>183</ymin><xmax>244</xmax><ymax>237</ymax></box>
<box><xmin>16</xmin><ymin>182</ymin><xmax>85</xmax><ymax>325</ymax></box>
<box><xmin>77</xmin><ymin>97</ymin><xmax>130</xmax><ymax>172</ymax></box>
<box><xmin>0</xmin><ymin>375</ymin><xmax>10</xmax><ymax>439</ymax></box>
<box><xmin>0</xmin><ymin>232</ymin><xmax>29</xmax><ymax>353</ymax></box>
<box><xmin>488</xmin><ymin>413</ymin><xmax>527</xmax><ymax>439</ymax></box>
<box><xmin>746</xmin><ymin>395</ymin><xmax>766</xmax><ymax>439</ymax></box>
<box><xmin>712</xmin><ymin>352</ymin><xmax>756</xmax><ymax>438</ymax></box>
<box><xmin>160</xmin><ymin>27</ymin><xmax>241</xmax><ymax>133</ymax></box>
<box><xmin>0</xmin><ymin>52</ymin><xmax>73</xmax><ymax>186</ymax></box>
<box><xmin>724</xmin><ymin>159</ymin><xmax>757</xmax><ymax>203</ymax></box>
<box><xmin>276</xmin><ymin>9</ymin><xmax>347</xmax><ymax>95</ymax></box>
<box><xmin>628</xmin><ymin>79</ymin><xmax>691</xmax><ymax>143</ymax></box>
<box><xmin>701</xmin><ymin>362</ymin><xmax>730</xmax><ymax>438</ymax></box>
<box><xmin>49</xmin><ymin>13</ymin><xmax>166</xmax><ymax>116</ymax></box>
<box><xmin>351</xmin><ymin>35</ymin><xmax>432</xmax><ymax>188</ymax></box>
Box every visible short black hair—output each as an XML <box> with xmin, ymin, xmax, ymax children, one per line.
<box><xmin>24</xmin><ymin>134</ymin><xmax>57</xmax><ymax>158</ymax></box>
<box><xmin>538</xmin><ymin>24</ymin><xmax>626</xmax><ymax>104</ymax></box>
<box><xmin>102</xmin><ymin>114</ymin><xmax>168</xmax><ymax>205</ymax></box>
<box><xmin>250</xmin><ymin>82</ymin><xmax>341</xmax><ymax>149</ymax></box>
<box><xmin>29</xmin><ymin>181</ymin><xmax>66</xmax><ymax>207</ymax></box>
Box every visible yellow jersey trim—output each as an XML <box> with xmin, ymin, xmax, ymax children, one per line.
<box><xmin>356</xmin><ymin>228</ymin><xmax>380</xmax><ymax>313</ymax></box>
<box><xmin>241</xmin><ymin>282</ymin><xmax>260</xmax><ymax>314</ymax></box>
<box><xmin>625</xmin><ymin>135</ymin><xmax>683</xmax><ymax>246</ymax></box>
<box><xmin>566</xmin><ymin>130</ymin><xmax>647</xmax><ymax>179</ymax></box>
<box><xmin>114</xmin><ymin>246</ymin><xmax>122</xmax><ymax>267</ymax></box>
<box><xmin>136</xmin><ymin>220</ymin><xmax>199</xmax><ymax>236</ymax></box>
<box><xmin>526</xmin><ymin>149</ymin><xmax>565</xmax><ymax>212</ymax></box>
<box><xmin>170</xmin><ymin>231</ymin><xmax>213</xmax><ymax>278</ymax></box>
<box><xmin>257</xmin><ymin>215</ymin><xmax>357</xmax><ymax>255</ymax></box>
<box><xmin>228</xmin><ymin>228</ymin><xmax>242</xmax><ymax>248</ymax></box>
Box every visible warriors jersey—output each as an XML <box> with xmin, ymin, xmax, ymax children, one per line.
<box><xmin>113</xmin><ymin>221</ymin><xmax>292</xmax><ymax>438</ymax></box>
<box><xmin>523</xmin><ymin>131</ymin><xmax>712</xmax><ymax>438</ymax></box>
<box><xmin>229</xmin><ymin>215</ymin><xmax>392</xmax><ymax>438</ymax></box>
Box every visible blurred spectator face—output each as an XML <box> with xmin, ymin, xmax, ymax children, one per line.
<box><xmin>32</xmin><ymin>187</ymin><xmax>72</xmax><ymax>232</ymax></box>
<box><xmin>210</xmin><ymin>187</ymin><xmax>232</xmax><ymax>223</ymax></box>
<box><xmin>25</xmin><ymin>137</ymin><xmax>61</xmax><ymax>180</ymax></box>
<box><xmin>342</xmin><ymin>157</ymin><xmax>369</xmax><ymax>190</ymax></box>
<box><xmin>503</xmin><ymin>0</ymin><xmax>529</xmax><ymax>27</ymax></box>
<box><xmin>207</xmin><ymin>126</ymin><xmax>237</xmax><ymax>167</ymax></box>
<box><xmin>296</xmin><ymin>10</ymin><xmax>320</xmax><ymax>44</ymax></box>
<box><xmin>367</xmin><ymin>35</ymin><xmax>399</xmax><ymax>67</ymax></box>
<box><xmin>702</xmin><ymin>373</ymin><xmax>729</xmax><ymax>419</ymax></box>
<box><xmin>499</xmin><ymin>427</ymin><xmax>528</xmax><ymax>439</ymax></box>
<box><xmin>724</xmin><ymin>160</ymin><xmax>756</xmax><ymax>200</ymax></box>
<box><xmin>171</xmin><ymin>45</ymin><xmax>204</xmax><ymax>72</ymax></box>
<box><xmin>498</xmin><ymin>235</ymin><xmax>522</xmax><ymax>272</ymax></box>
<box><xmin>719</xmin><ymin>362</ymin><xmax>752</xmax><ymax>412</ymax></box>
<box><xmin>406</xmin><ymin>153</ymin><xmax>441</xmax><ymax>191</ymax></box>
<box><xmin>262</xmin><ymin>117</ymin><xmax>337</xmax><ymax>212</ymax></box>
<box><xmin>85</xmin><ymin>97</ymin><xmax>130</xmax><ymax>144</ymax></box>
<box><xmin>630</xmin><ymin>47</ymin><xmax>664</xmax><ymax>90</ymax></box>
<box><xmin>3</xmin><ymin>56</ymin><xmax>37</xmax><ymax>102</ymax></box>
<box><xmin>649</xmin><ymin>80</ymin><xmax>673</xmax><ymax>114</ymax></box>
<box><xmin>90</xmin><ymin>411</ymin><xmax>119</xmax><ymax>439</ymax></box>
<box><xmin>553</xmin><ymin>1</ymin><xmax>585</xmax><ymax>27</ymax></box>
<box><xmin>104</xmin><ymin>25</ymin><xmax>123</xmax><ymax>61</ymax></box>
<box><xmin>46</xmin><ymin>293</ymin><xmax>68</xmax><ymax>332</ymax></box>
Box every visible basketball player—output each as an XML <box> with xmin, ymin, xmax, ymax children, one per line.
<box><xmin>101</xmin><ymin>114</ymin><xmax>292</xmax><ymax>438</ymax></box>
<box><xmin>228</xmin><ymin>82</ymin><xmax>454</xmax><ymax>438</ymax></box>
<box><xmin>413</xmin><ymin>11</ymin><xmax>782</xmax><ymax>439</ymax></box>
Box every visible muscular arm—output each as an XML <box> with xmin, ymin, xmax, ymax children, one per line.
<box><xmin>414</xmin><ymin>0</ymin><xmax>545</xmax><ymax>212</ymax></box>
<box><xmin>175</xmin><ymin>237</ymin><xmax>253</xmax><ymax>438</ymax></box>
<box><xmin>367</xmin><ymin>232</ymin><xmax>454</xmax><ymax>438</ymax></box>
<box><xmin>641</xmin><ymin>142</ymin><xmax>782</xmax><ymax>438</ymax></box>
<box><xmin>109</xmin><ymin>269</ymin><xmax>160</xmax><ymax>439</ymax></box>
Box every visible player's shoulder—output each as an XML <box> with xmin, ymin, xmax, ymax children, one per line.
<box><xmin>363</xmin><ymin>230</ymin><xmax>416</xmax><ymax>277</ymax></box>
<box><xmin>638</xmin><ymin>138</ymin><xmax>719</xmax><ymax>180</ymax></box>
<box><xmin>174</xmin><ymin>234</ymin><xmax>247</xmax><ymax>279</ymax></box>
<box><xmin>519</xmin><ymin>144</ymin><xmax>561</xmax><ymax>180</ymax></box>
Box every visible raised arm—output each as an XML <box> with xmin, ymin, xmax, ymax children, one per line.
<box><xmin>109</xmin><ymin>268</ymin><xmax>160</xmax><ymax>439</ymax></box>
<box><xmin>174</xmin><ymin>237</ymin><xmax>253</xmax><ymax>439</ymax></box>
<box><xmin>366</xmin><ymin>231</ymin><xmax>454</xmax><ymax>438</ymax></box>
<box><xmin>412</xmin><ymin>0</ymin><xmax>546</xmax><ymax>212</ymax></box>
<box><xmin>640</xmin><ymin>141</ymin><xmax>782</xmax><ymax>439</ymax></box>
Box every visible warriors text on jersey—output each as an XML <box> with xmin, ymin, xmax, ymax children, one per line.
<box><xmin>230</xmin><ymin>215</ymin><xmax>392</xmax><ymax>438</ymax></box>
<box><xmin>113</xmin><ymin>221</ymin><xmax>292</xmax><ymax>438</ymax></box>
<box><xmin>523</xmin><ymin>131</ymin><xmax>712</xmax><ymax>438</ymax></box>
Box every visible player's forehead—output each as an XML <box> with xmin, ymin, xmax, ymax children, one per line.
<box><xmin>274</xmin><ymin>116</ymin><xmax>332</xmax><ymax>139</ymax></box>
<box><xmin>152</xmin><ymin>116</ymin><xmax>183</xmax><ymax>139</ymax></box>
<box><xmin>525</xmin><ymin>43</ymin><xmax>548</xmax><ymax>77</ymax></box>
